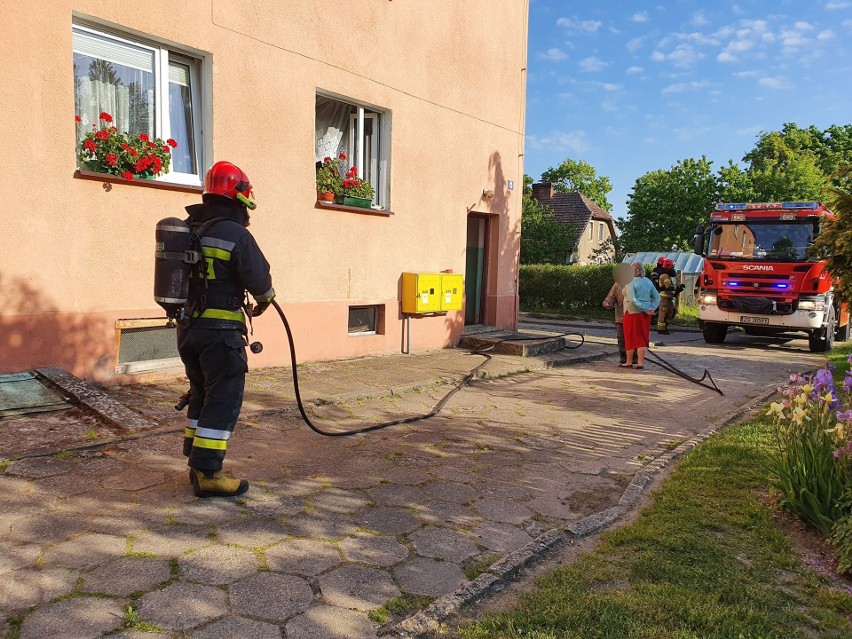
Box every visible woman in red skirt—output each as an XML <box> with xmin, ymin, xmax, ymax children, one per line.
<box><xmin>621</xmin><ymin>262</ymin><xmax>660</xmax><ymax>369</ymax></box>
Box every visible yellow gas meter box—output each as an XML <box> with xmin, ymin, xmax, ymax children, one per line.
<box><xmin>401</xmin><ymin>273</ymin><xmax>443</xmax><ymax>314</ymax></box>
<box><xmin>439</xmin><ymin>274</ymin><xmax>464</xmax><ymax>311</ymax></box>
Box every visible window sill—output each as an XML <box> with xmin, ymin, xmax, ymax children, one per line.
<box><xmin>75</xmin><ymin>169</ymin><xmax>204</xmax><ymax>194</ymax></box>
<box><xmin>315</xmin><ymin>201</ymin><xmax>394</xmax><ymax>217</ymax></box>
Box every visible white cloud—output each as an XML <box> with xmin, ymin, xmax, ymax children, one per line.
<box><xmin>651</xmin><ymin>43</ymin><xmax>705</xmax><ymax>67</ymax></box>
<box><xmin>626</xmin><ymin>36</ymin><xmax>645</xmax><ymax>52</ymax></box>
<box><xmin>690</xmin><ymin>11</ymin><xmax>710</xmax><ymax>27</ymax></box>
<box><xmin>794</xmin><ymin>21</ymin><xmax>814</xmax><ymax>31</ymax></box>
<box><xmin>579</xmin><ymin>56</ymin><xmax>608</xmax><ymax>72</ymax></box>
<box><xmin>601</xmin><ymin>100</ymin><xmax>620</xmax><ymax>113</ymax></box>
<box><xmin>593</xmin><ymin>82</ymin><xmax>623</xmax><ymax>92</ymax></box>
<box><xmin>717</xmin><ymin>51</ymin><xmax>737</xmax><ymax>62</ymax></box>
<box><xmin>817</xmin><ymin>29</ymin><xmax>835</xmax><ymax>41</ymax></box>
<box><xmin>526</xmin><ymin>130</ymin><xmax>589</xmax><ymax>154</ymax></box>
<box><xmin>632</xmin><ymin>11</ymin><xmax>649</xmax><ymax>23</ymax></box>
<box><xmin>626</xmin><ymin>66</ymin><xmax>644</xmax><ymax>74</ymax></box>
<box><xmin>734</xmin><ymin>70</ymin><xmax>759</xmax><ymax>77</ymax></box>
<box><xmin>556</xmin><ymin>17</ymin><xmax>602</xmax><ymax>32</ymax></box>
<box><xmin>736</xmin><ymin>126</ymin><xmax>762</xmax><ymax>137</ymax></box>
<box><xmin>826</xmin><ymin>2</ymin><xmax>851</xmax><ymax>9</ymax></box>
<box><xmin>661</xmin><ymin>80</ymin><xmax>712</xmax><ymax>94</ymax></box>
<box><xmin>541</xmin><ymin>48</ymin><xmax>569</xmax><ymax>61</ymax></box>
<box><xmin>758</xmin><ymin>75</ymin><xmax>792</xmax><ymax>89</ymax></box>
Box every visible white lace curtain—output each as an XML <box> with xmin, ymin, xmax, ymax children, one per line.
<box><xmin>315</xmin><ymin>96</ymin><xmax>353</xmax><ymax>163</ymax></box>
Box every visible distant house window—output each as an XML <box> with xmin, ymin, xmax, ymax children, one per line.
<box><xmin>589</xmin><ymin>222</ymin><xmax>594</xmax><ymax>240</ymax></box>
<box><xmin>316</xmin><ymin>93</ymin><xmax>390</xmax><ymax>208</ymax></box>
<box><xmin>598</xmin><ymin>222</ymin><xmax>605</xmax><ymax>241</ymax></box>
<box><xmin>72</xmin><ymin>23</ymin><xmax>204</xmax><ymax>183</ymax></box>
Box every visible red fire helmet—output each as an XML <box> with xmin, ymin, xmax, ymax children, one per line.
<box><xmin>204</xmin><ymin>161</ymin><xmax>256</xmax><ymax>209</ymax></box>
<box><xmin>664</xmin><ymin>258</ymin><xmax>675</xmax><ymax>270</ymax></box>
<box><xmin>657</xmin><ymin>256</ymin><xmax>667</xmax><ymax>265</ymax></box>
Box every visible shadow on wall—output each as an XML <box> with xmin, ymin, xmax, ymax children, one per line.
<box><xmin>487</xmin><ymin>151</ymin><xmax>518</xmax><ymax>327</ymax></box>
<box><xmin>0</xmin><ymin>273</ymin><xmax>115</xmax><ymax>380</ymax></box>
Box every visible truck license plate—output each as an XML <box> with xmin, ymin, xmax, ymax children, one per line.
<box><xmin>740</xmin><ymin>316</ymin><xmax>769</xmax><ymax>325</ymax></box>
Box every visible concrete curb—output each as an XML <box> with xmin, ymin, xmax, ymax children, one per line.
<box><xmin>36</xmin><ymin>367</ymin><xmax>156</xmax><ymax>431</ymax></box>
<box><xmin>389</xmin><ymin>376</ymin><xmax>788</xmax><ymax>638</ymax></box>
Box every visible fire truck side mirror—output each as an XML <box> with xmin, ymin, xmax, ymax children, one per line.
<box><xmin>693</xmin><ymin>225</ymin><xmax>705</xmax><ymax>256</ymax></box>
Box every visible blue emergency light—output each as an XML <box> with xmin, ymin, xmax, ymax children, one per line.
<box><xmin>781</xmin><ymin>202</ymin><xmax>818</xmax><ymax>209</ymax></box>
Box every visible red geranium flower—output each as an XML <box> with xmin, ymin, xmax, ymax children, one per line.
<box><xmin>148</xmin><ymin>141</ymin><xmax>156</xmax><ymax>149</ymax></box>
<box><xmin>323</xmin><ymin>157</ymin><xmax>332</xmax><ymax>163</ymax></box>
<box><xmin>129</xmin><ymin>149</ymin><xmax>138</xmax><ymax>157</ymax></box>
<box><xmin>162</xmin><ymin>146</ymin><xmax>171</xmax><ymax>154</ymax></box>
<box><xmin>153</xmin><ymin>156</ymin><xmax>163</xmax><ymax>171</ymax></box>
<box><xmin>339</xmin><ymin>152</ymin><xmax>347</xmax><ymax>160</ymax></box>
<box><xmin>105</xmin><ymin>153</ymin><xmax>117</xmax><ymax>166</ymax></box>
<box><xmin>121</xmin><ymin>143</ymin><xmax>129</xmax><ymax>150</ymax></box>
<box><xmin>99</xmin><ymin>112</ymin><xmax>113</xmax><ymax>123</ymax></box>
<box><xmin>350</xmin><ymin>167</ymin><xmax>358</xmax><ymax>177</ymax></box>
<box><xmin>121</xmin><ymin>171</ymin><xmax>134</xmax><ymax>181</ymax></box>
<box><xmin>138</xmin><ymin>133</ymin><xmax>149</xmax><ymax>142</ymax></box>
<box><xmin>74</xmin><ymin>115</ymin><xmax>82</xmax><ymax>123</ymax></box>
<box><xmin>95</xmin><ymin>130</ymin><xmax>109</xmax><ymax>141</ymax></box>
<box><xmin>167</xmin><ymin>138</ymin><xmax>178</xmax><ymax>148</ymax></box>
<box><xmin>84</xmin><ymin>139</ymin><xmax>96</xmax><ymax>152</ymax></box>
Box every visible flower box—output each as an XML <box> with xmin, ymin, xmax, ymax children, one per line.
<box><xmin>337</xmin><ymin>195</ymin><xmax>372</xmax><ymax>208</ymax></box>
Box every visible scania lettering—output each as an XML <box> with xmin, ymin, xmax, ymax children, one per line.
<box><xmin>693</xmin><ymin>201</ymin><xmax>850</xmax><ymax>352</ymax></box>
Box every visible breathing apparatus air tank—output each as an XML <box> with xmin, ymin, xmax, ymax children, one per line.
<box><xmin>154</xmin><ymin>217</ymin><xmax>197</xmax><ymax>322</ymax></box>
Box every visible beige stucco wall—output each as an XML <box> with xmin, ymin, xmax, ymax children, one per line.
<box><xmin>574</xmin><ymin>220</ymin><xmax>615</xmax><ymax>265</ymax></box>
<box><xmin>0</xmin><ymin>0</ymin><xmax>528</xmax><ymax>378</ymax></box>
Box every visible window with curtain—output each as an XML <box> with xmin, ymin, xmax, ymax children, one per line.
<box><xmin>315</xmin><ymin>94</ymin><xmax>389</xmax><ymax>208</ymax></box>
<box><xmin>72</xmin><ymin>23</ymin><xmax>203</xmax><ymax>182</ymax></box>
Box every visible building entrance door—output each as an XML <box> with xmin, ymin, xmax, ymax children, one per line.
<box><xmin>465</xmin><ymin>215</ymin><xmax>488</xmax><ymax>325</ymax></box>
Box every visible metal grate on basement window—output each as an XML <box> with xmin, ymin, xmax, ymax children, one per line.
<box><xmin>348</xmin><ymin>306</ymin><xmax>378</xmax><ymax>335</ymax></box>
<box><xmin>115</xmin><ymin>319</ymin><xmax>181</xmax><ymax>374</ymax></box>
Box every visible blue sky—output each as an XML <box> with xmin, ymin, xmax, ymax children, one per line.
<box><xmin>524</xmin><ymin>0</ymin><xmax>852</xmax><ymax>217</ymax></box>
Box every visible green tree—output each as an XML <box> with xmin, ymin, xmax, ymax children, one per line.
<box><xmin>520</xmin><ymin>175</ymin><xmax>575</xmax><ymax>264</ymax></box>
<box><xmin>88</xmin><ymin>59</ymin><xmax>122</xmax><ymax>86</ymax></box>
<box><xmin>617</xmin><ymin>157</ymin><xmax>718</xmax><ymax>253</ymax></box>
<box><xmin>540</xmin><ymin>158</ymin><xmax>613</xmax><ymax>211</ymax></box>
<box><xmin>812</xmin><ymin>168</ymin><xmax>852</xmax><ymax>301</ymax></box>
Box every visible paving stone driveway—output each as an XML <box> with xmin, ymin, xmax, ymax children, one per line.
<box><xmin>0</xmin><ymin>333</ymin><xmax>824</xmax><ymax>638</ymax></box>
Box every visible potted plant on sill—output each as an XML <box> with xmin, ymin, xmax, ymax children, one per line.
<box><xmin>338</xmin><ymin>165</ymin><xmax>375</xmax><ymax>208</ymax></box>
<box><xmin>316</xmin><ymin>154</ymin><xmax>343</xmax><ymax>201</ymax></box>
<box><xmin>76</xmin><ymin>112</ymin><xmax>176</xmax><ymax>181</ymax></box>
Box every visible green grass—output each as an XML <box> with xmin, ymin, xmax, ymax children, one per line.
<box><xmin>451</xmin><ymin>421</ymin><xmax>852</xmax><ymax>639</ymax></box>
<box><xmin>828</xmin><ymin>341</ymin><xmax>852</xmax><ymax>376</ymax></box>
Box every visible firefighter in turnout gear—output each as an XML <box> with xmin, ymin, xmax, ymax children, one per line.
<box><xmin>178</xmin><ymin>161</ymin><xmax>275</xmax><ymax>498</ymax></box>
<box><xmin>654</xmin><ymin>258</ymin><xmax>682</xmax><ymax>334</ymax></box>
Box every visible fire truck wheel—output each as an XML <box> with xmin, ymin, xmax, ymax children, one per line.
<box><xmin>808</xmin><ymin>308</ymin><xmax>835</xmax><ymax>353</ymax></box>
<box><xmin>702</xmin><ymin>322</ymin><xmax>728</xmax><ymax>344</ymax></box>
<box><xmin>834</xmin><ymin>313</ymin><xmax>851</xmax><ymax>343</ymax></box>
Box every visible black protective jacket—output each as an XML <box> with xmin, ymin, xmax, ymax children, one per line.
<box><xmin>183</xmin><ymin>194</ymin><xmax>273</xmax><ymax>330</ymax></box>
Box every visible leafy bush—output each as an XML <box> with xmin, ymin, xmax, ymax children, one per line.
<box><xmin>765</xmin><ymin>362</ymin><xmax>852</xmax><ymax>537</ymax></box>
<box><xmin>830</xmin><ymin>488</ymin><xmax>852</xmax><ymax>574</ymax></box>
<box><xmin>519</xmin><ymin>263</ymin><xmax>653</xmax><ymax>312</ymax></box>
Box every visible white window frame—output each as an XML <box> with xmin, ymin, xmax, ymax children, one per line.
<box><xmin>598</xmin><ymin>221</ymin><xmax>605</xmax><ymax>241</ymax></box>
<box><xmin>589</xmin><ymin>222</ymin><xmax>594</xmax><ymax>240</ymax></box>
<box><xmin>317</xmin><ymin>90</ymin><xmax>391</xmax><ymax>209</ymax></box>
<box><xmin>72</xmin><ymin>21</ymin><xmax>207</xmax><ymax>186</ymax></box>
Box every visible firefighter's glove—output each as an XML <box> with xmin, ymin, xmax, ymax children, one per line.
<box><xmin>251</xmin><ymin>289</ymin><xmax>275</xmax><ymax>317</ymax></box>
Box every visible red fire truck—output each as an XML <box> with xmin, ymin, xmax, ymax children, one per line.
<box><xmin>694</xmin><ymin>201</ymin><xmax>850</xmax><ymax>352</ymax></box>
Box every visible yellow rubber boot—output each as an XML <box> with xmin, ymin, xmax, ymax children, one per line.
<box><xmin>190</xmin><ymin>469</ymin><xmax>249</xmax><ymax>498</ymax></box>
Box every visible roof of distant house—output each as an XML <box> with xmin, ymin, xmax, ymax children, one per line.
<box><xmin>530</xmin><ymin>183</ymin><xmax>616</xmax><ymax>245</ymax></box>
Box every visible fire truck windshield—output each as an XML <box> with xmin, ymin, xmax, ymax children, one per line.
<box><xmin>708</xmin><ymin>220</ymin><xmax>817</xmax><ymax>262</ymax></box>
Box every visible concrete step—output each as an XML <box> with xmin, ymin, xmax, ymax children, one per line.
<box><xmin>458</xmin><ymin>331</ymin><xmax>568</xmax><ymax>357</ymax></box>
